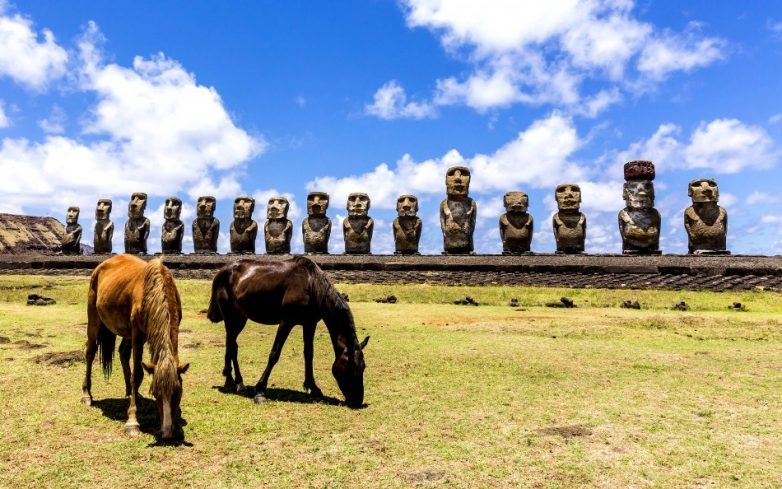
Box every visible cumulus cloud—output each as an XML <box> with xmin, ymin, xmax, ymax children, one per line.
<box><xmin>365</xmin><ymin>80</ymin><xmax>436</xmax><ymax>119</ymax></box>
<box><xmin>0</xmin><ymin>100</ymin><xmax>8</xmax><ymax>128</ymax></box>
<box><xmin>0</xmin><ymin>2</ymin><xmax>68</xmax><ymax>90</ymax></box>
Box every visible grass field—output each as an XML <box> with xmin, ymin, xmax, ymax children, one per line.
<box><xmin>1</xmin><ymin>274</ymin><xmax>781</xmax><ymax>488</ymax></box>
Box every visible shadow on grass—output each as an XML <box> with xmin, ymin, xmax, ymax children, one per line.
<box><xmin>212</xmin><ymin>384</ymin><xmax>345</xmax><ymax>406</ymax></box>
<box><xmin>91</xmin><ymin>396</ymin><xmax>192</xmax><ymax>447</ymax></box>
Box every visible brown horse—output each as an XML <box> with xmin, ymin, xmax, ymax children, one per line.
<box><xmin>207</xmin><ymin>256</ymin><xmax>368</xmax><ymax>407</ymax></box>
<box><xmin>82</xmin><ymin>254</ymin><xmax>189</xmax><ymax>439</ymax></box>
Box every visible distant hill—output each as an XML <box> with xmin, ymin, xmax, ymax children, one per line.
<box><xmin>0</xmin><ymin>213</ymin><xmax>92</xmax><ymax>255</ymax></box>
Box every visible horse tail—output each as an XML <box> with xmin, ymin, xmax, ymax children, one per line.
<box><xmin>142</xmin><ymin>259</ymin><xmax>178</xmax><ymax>361</ymax></box>
<box><xmin>97</xmin><ymin>324</ymin><xmax>116</xmax><ymax>379</ymax></box>
<box><xmin>207</xmin><ymin>267</ymin><xmax>229</xmax><ymax>323</ymax></box>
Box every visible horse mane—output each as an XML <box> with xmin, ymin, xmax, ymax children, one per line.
<box><xmin>142</xmin><ymin>259</ymin><xmax>180</xmax><ymax>398</ymax></box>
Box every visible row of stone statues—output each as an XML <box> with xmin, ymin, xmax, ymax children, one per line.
<box><xmin>60</xmin><ymin>161</ymin><xmax>729</xmax><ymax>256</ymax></box>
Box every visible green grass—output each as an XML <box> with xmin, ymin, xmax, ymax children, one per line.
<box><xmin>1</xmin><ymin>275</ymin><xmax>781</xmax><ymax>487</ymax></box>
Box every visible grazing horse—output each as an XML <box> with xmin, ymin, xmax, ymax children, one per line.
<box><xmin>82</xmin><ymin>254</ymin><xmax>189</xmax><ymax>439</ymax></box>
<box><xmin>207</xmin><ymin>256</ymin><xmax>369</xmax><ymax>407</ymax></box>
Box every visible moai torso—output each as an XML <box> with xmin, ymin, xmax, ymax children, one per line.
<box><xmin>192</xmin><ymin>196</ymin><xmax>220</xmax><ymax>254</ymax></box>
<box><xmin>161</xmin><ymin>197</ymin><xmax>184</xmax><ymax>254</ymax></box>
<box><xmin>124</xmin><ymin>192</ymin><xmax>150</xmax><ymax>255</ymax></box>
<box><xmin>618</xmin><ymin>161</ymin><xmax>661</xmax><ymax>255</ymax></box>
<box><xmin>230</xmin><ymin>196</ymin><xmax>257</xmax><ymax>254</ymax></box>
<box><xmin>303</xmin><ymin>192</ymin><xmax>331</xmax><ymax>254</ymax></box>
<box><xmin>343</xmin><ymin>193</ymin><xmax>373</xmax><ymax>254</ymax></box>
<box><xmin>61</xmin><ymin>206</ymin><xmax>82</xmax><ymax>255</ymax></box>
<box><xmin>499</xmin><ymin>191</ymin><xmax>533</xmax><ymax>254</ymax></box>
<box><xmin>264</xmin><ymin>196</ymin><xmax>292</xmax><ymax>254</ymax></box>
<box><xmin>393</xmin><ymin>195</ymin><xmax>422</xmax><ymax>255</ymax></box>
<box><xmin>684</xmin><ymin>179</ymin><xmax>728</xmax><ymax>254</ymax></box>
<box><xmin>552</xmin><ymin>184</ymin><xmax>586</xmax><ymax>254</ymax></box>
<box><xmin>440</xmin><ymin>166</ymin><xmax>476</xmax><ymax>254</ymax></box>
<box><xmin>93</xmin><ymin>199</ymin><xmax>114</xmax><ymax>254</ymax></box>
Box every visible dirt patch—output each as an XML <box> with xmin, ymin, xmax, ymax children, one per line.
<box><xmin>180</xmin><ymin>328</ymin><xmax>192</xmax><ymax>333</ymax></box>
<box><xmin>401</xmin><ymin>470</ymin><xmax>446</xmax><ymax>483</ymax></box>
<box><xmin>0</xmin><ymin>336</ymin><xmax>10</xmax><ymax>344</ymax></box>
<box><xmin>535</xmin><ymin>424</ymin><xmax>592</xmax><ymax>438</ymax></box>
<box><xmin>183</xmin><ymin>341</ymin><xmax>202</xmax><ymax>349</ymax></box>
<box><xmin>13</xmin><ymin>340</ymin><xmax>48</xmax><ymax>350</ymax></box>
<box><xmin>32</xmin><ymin>350</ymin><xmax>83</xmax><ymax>366</ymax></box>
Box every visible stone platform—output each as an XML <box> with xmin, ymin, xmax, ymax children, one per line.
<box><xmin>1</xmin><ymin>253</ymin><xmax>781</xmax><ymax>292</ymax></box>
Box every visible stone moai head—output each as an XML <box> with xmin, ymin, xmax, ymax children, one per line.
<box><xmin>503</xmin><ymin>191</ymin><xmax>529</xmax><ymax>214</ymax></box>
<box><xmin>164</xmin><ymin>197</ymin><xmax>182</xmax><ymax>220</ymax></box>
<box><xmin>397</xmin><ymin>195</ymin><xmax>419</xmax><ymax>217</ymax></box>
<box><xmin>66</xmin><ymin>206</ymin><xmax>80</xmax><ymax>224</ymax></box>
<box><xmin>446</xmin><ymin>166</ymin><xmax>471</xmax><ymax>198</ymax></box>
<box><xmin>197</xmin><ymin>196</ymin><xmax>216</xmax><ymax>219</ymax></box>
<box><xmin>95</xmin><ymin>199</ymin><xmax>112</xmax><ymax>220</ymax></box>
<box><xmin>233</xmin><ymin>196</ymin><xmax>255</xmax><ymax>220</ymax></box>
<box><xmin>128</xmin><ymin>192</ymin><xmax>148</xmax><ymax>219</ymax></box>
<box><xmin>688</xmin><ymin>178</ymin><xmax>719</xmax><ymax>204</ymax></box>
<box><xmin>307</xmin><ymin>192</ymin><xmax>329</xmax><ymax>217</ymax></box>
<box><xmin>622</xmin><ymin>160</ymin><xmax>655</xmax><ymax>210</ymax></box>
<box><xmin>347</xmin><ymin>193</ymin><xmax>370</xmax><ymax>217</ymax></box>
<box><xmin>555</xmin><ymin>184</ymin><xmax>582</xmax><ymax>211</ymax></box>
<box><xmin>267</xmin><ymin>196</ymin><xmax>290</xmax><ymax>219</ymax></box>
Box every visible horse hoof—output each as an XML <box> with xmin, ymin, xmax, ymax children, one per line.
<box><xmin>124</xmin><ymin>424</ymin><xmax>141</xmax><ymax>436</ymax></box>
<box><xmin>80</xmin><ymin>396</ymin><xmax>92</xmax><ymax>406</ymax></box>
<box><xmin>236</xmin><ymin>382</ymin><xmax>247</xmax><ymax>393</ymax></box>
<box><xmin>309</xmin><ymin>388</ymin><xmax>323</xmax><ymax>398</ymax></box>
<box><xmin>253</xmin><ymin>394</ymin><xmax>266</xmax><ymax>404</ymax></box>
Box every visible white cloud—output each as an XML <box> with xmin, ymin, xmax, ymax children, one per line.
<box><xmin>0</xmin><ymin>100</ymin><xmax>8</xmax><ymax>128</ymax></box>
<box><xmin>769</xmin><ymin>113</ymin><xmax>782</xmax><ymax>125</ymax></box>
<box><xmin>0</xmin><ymin>3</ymin><xmax>68</xmax><ymax>90</ymax></box>
<box><xmin>746</xmin><ymin>191</ymin><xmax>782</xmax><ymax>206</ymax></box>
<box><xmin>38</xmin><ymin>104</ymin><xmax>66</xmax><ymax>134</ymax></box>
<box><xmin>251</xmin><ymin>189</ymin><xmax>302</xmax><ymax>222</ymax></box>
<box><xmin>365</xmin><ymin>80</ymin><xmax>436</xmax><ymax>119</ymax></box>
<box><xmin>637</xmin><ymin>31</ymin><xmax>724</xmax><ymax>81</ymax></box>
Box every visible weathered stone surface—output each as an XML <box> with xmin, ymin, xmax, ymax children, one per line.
<box><xmin>124</xmin><ymin>192</ymin><xmax>150</xmax><ymax>255</ymax></box>
<box><xmin>303</xmin><ymin>192</ymin><xmax>331</xmax><ymax>254</ymax></box>
<box><xmin>230</xmin><ymin>196</ymin><xmax>257</xmax><ymax>254</ymax></box>
<box><xmin>619</xmin><ymin>161</ymin><xmax>661</xmax><ymax>255</ymax></box>
<box><xmin>161</xmin><ymin>197</ymin><xmax>184</xmax><ymax>254</ymax></box>
<box><xmin>0</xmin><ymin>214</ymin><xmax>65</xmax><ymax>255</ymax></box>
<box><xmin>440</xmin><ymin>166</ymin><xmax>476</xmax><ymax>254</ymax></box>
<box><xmin>684</xmin><ymin>178</ymin><xmax>729</xmax><ymax>255</ymax></box>
<box><xmin>499</xmin><ymin>191</ymin><xmax>533</xmax><ymax>254</ymax></box>
<box><xmin>192</xmin><ymin>196</ymin><xmax>220</xmax><ymax>254</ymax></box>
<box><xmin>553</xmin><ymin>184</ymin><xmax>586</xmax><ymax>254</ymax></box>
<box><xmin>61</xmin><ymin>206</ymin><xmax>82</xmax><ymax>255</ymax></box>
<box><xmin>264</xmin><ymin>196</ymin><xmax>292</xmax><ymax>254</ymax></box>
<box><xmin>393</xmin><ymin>195</ymin><xmax>422</xmax><ymax>255</ymax></box>
<box><xmin>93</xmin><ymin>199</ymin><xmax>114</xmax><ymax>254</ymax></box>
<box><xmin>343</xmin><ymin>193</ymin><xmax>373</xmax><ymax>254</ymax></box>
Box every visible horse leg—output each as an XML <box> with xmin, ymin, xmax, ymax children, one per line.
<box><xmin>81</xmin><ymin>302</ymin><xmax>100</xmax><ymax>405</ymax></box>
<box><xmin>223</xmin><ymin>314</ymin><xmax>247</xmax><ymax>392</ymax></box>
<box><xmin>302</xmin><ymin>322</ymin><xmax>323</xmax><ymax>398</ymax></box>
<box><xmin>119</xmin><ymin>338</ymin><xmax>132</xmax><ymax>397</ymax></box>
<box><xmin>125</xmin><ymin>331</ymin><xmax>143</xmax><ymax>436</ymax></box>
<box><xmin>253</xmin><ymin>321</ymin><xmax>294</xmax><ymax>404</ymax></box>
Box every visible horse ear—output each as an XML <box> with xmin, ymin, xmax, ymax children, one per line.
<box><xmin>360</xmin><ymin>336</ymin><xmax>370</xmax><ymax>350</ymax></box>
<box><xmin>178</xmin><ymin>363</ymin><xmax>190</xmax><ymax>375</ymax></box>
<box><xmin>142</xmin><ymin>361</ymin><xmax>156</xmax><ymax>374</ymax></box>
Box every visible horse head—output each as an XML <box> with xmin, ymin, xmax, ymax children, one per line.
<box><xmin>142</xmin><ymin>359</ymin><xmax>189</xmax><ymax>439</ymax></box>
<box><xmin>332</xmin><ymin>336</ymin><xmax>369</xmax><ymax>408</ymax></box>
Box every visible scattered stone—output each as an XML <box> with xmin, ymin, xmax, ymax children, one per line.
<box><xmin>621</xmin><ymin>299</ymin><xmax>641</xmax><ymax>309</ymax></box>
<box><xmin>728</xmin><ymin>302</ymin><xmax>747</xmax><ymax>311</ymax></box>
<box><xmin>546</xmin><ymin>297</ymin><xmax>576</xmax><ymax>308</ymax></box>
<box><xmin>14</xmin><ymin>340</ymin><xmax>47</xmax><ymax>350</ymax></box>
<box><xmin>26</xmin><ymin>293</ymin><xmax>56</xmax><ymax>306</ymax></box>
<box><xmin>32</xmin><ymin>350</ymin><xmax>83</xmax><ymax>366</ymax></box>
<box><xmin>672</xmin><ymin>301</ymin><xmax>689</xmax><ymax>311</ymax></box>
<box><xmin>509</xmin><ymin>298</ymin><xmax>519</xmax><ymax>307</ymax></box>
<box><xmin>454</xmin><ymin>296</ymin><xmax>479</xmax><ymax>306</ymax></box>
<box><xmin>198</xmin><ymin>309</ymin><xmax>208</xmax><ymax>315</ymax></box>
<box><xmin>374</xmin><ymin>295</ymin><xmax>398</xmax><ymax>304</ymax></box>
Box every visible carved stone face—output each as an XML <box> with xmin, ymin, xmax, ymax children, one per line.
<box><xmin>267</xmin><ymin>196</ymin><xmax>289</xmax><ymax>219</ymax></box>
<box><xmin>446</xmin><ymin>166</ymin><xmax>471</xmax><ymax>198</ymax></box>
<box><xmin>623</xmin><ymin>181</ymin><xmax>654</xmax><ymax>210</ymax></box>
<box><xmin>128</xmin><ymin>193</ymin><xmax>148</xmax><ymax>219</ymax></box>
<box><xmin>164</xmin><ymin>197</ymin><xmax>182</xmax><ymax>220</ymax></box>
<box><xmin>307</xmin><ymin>192</ymin><xmax>329</xmax><ymax>217</ymax></box>
<box><xmin>197</xmin><ymin>196</ymin><xmax>216</xmax><ymax>218</ymax></box>
<box><xmin>95</xmin><ymin>199</ymin><xmax>112</xmax><ymax>220</ymax></box>
<box><xmin>233</xmin><ymin>197</ymin><xmax>255</xmax><ymax>220</ymax></box>
<box><xmin>347</xmin><ymin>193</ymin><xmax>370</xmax><ymax>217</ymax></box>
<box><xmin>503</xmin><ymin>191</ymin><xmax>529</xmax><ymax>213</ymax></box>
<box><xmin>66</xmin><ymin>206</ymin><xmax>80</xmax><ymax>224</ymax></box>
<box><xmin>555</xmin><ymin>184</ymin><xmax>581</xmax><ymax>211</ymax></box>
<box><xmin>396</xmin><ymin>195</ymin><xmax>418</xmax><ymax>217</ymax></box>
<box><xmin>688</xmin><ymin>179</ymin><xmax>719</xmax><ymax>204</ymax></box>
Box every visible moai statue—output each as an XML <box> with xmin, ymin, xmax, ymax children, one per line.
<box><xmin>124</xmin><ymin>192</ymin><xmax>150</xmax><ymax>255</ymax></box>
<box><xmin>93</xmin><ymin>199</ymin><xmax>114</xmax><ymax>254</ymax></box>
<box><xmin>684</xmin><ymin>178</ymin><xmax>729</xmax><ymax>255</ymax></box>
<box><xmin>552</xmin><ymin>184</ymin><xmax>586</xmax><ymax>254</ymax></box>
<box><xmin>264</xmin><ymin>196</ymin><xmax>292</xmax><ymax>254</ymax></box>
<box><xmin>230</xmin><ymin>196</ymin><xmax>257</xmax><ymax>254</ymax></box>
<box><xmin>440</xmin><ymin>166</ymin><xmax>477</xmax><ymax>254</ymax></box>
<box><xmin>192</xmin><ymin>196</ymin><xmax>220</xmax><ymax>254</ymax></box>
<box><xmin>303</xmin><ymin>192</ymin><xmax>331</xmax><ymax>254</ymax></box>
<box><xmin>618</xmin><ymin>160</ymin><xmax>661</xmax><ymax>255</ymax></box>
<box><xmin>393</xmin><ymin>195</ymin><xmax>422</xmax><ymax>255</ymax></box>
<box><xmin>343</xmin><ymin>193</ymin><xmax>374</xmax><ymax>254</ymax></box>
<box><xmin>161</xmin><ymin>197</ymin><xmax>184</xmax><ymax>255</ymax></box>
<box><xmin>499</xmin><ymin>191</ymin><xmax>533</xmax><ymax>254</ymax></box>
<box><xmin>61</xmin><ymin>206</ymin><xmax>82</xmax><ymax>255</ymax></box>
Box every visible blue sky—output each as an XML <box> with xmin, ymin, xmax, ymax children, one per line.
<box><xmin>1</xmin><ymin>0</ymin><xmax>781</xmax><ymax>254</ymax></box>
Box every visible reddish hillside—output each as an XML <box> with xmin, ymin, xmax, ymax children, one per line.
<box><xmin>0</xmin><ymin>213</ymin><xmax>66</xmax><ymax>255</ymax></box>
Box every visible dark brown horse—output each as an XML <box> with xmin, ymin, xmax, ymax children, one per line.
<box><xmin>207</xmin><ymin>256</ymin><xmax>368</xmax><ymax>407</ymax></box>
<box><xmin>83</xmin><ymin>254</ymin><xmax>189</xmax><ymax>439</ymax></box>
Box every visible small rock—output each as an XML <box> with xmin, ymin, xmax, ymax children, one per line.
<box><xmin>672</xmin><ymin>301</ymin><xmax>689</xmax><ymax>311</ymax></box>
<box><xmin>728</xmin><ymin>302</ymin><xmax>747</xmax><ymax>312</ymax></box>
<box><xmin>339</xmin><ymin>292</ymin><xmax>349</xmax><ymax>302</ymax></box>
<box><xmin>374</xmin><ymin>295</ymin><xmax>398</xmax><ymax>304</ymax></box>
<box><xmin>560</xmin><ymin>297</ymin><xmax>575</xmax><ymax>308</ymax></box>
<box><xmin>621</xmin><ymin>299</ymin><xmax>641</xmax><ymax>310</ymax></box>
<box><xmin>26</xmin><ymin>293</ymin><xmax>56</xmax><ymax>306</ymax></box>
<box><xmin>509</xmin><ymin>298</ymin><xmax>519</xmax><ymax>307</ymax></box>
